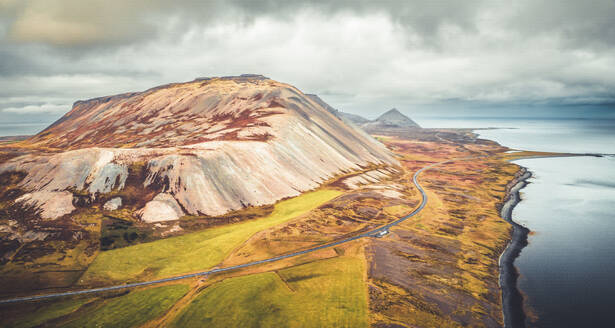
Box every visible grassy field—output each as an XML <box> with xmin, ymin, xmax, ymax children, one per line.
<box><xmin>1</xmin><ymin>298</ymin><xmax>92</xmax><ymax>328</ymax></box>
<box><xmin>81</xmin><ymin>189</ymin><xmax>341</xmax><ymax>284</ymax></box>
<box><xmin>170</xmin><ymin>253</ymin><xmax>368</xmax><ymax>328</ymax></box>
<box><xmin>2</xmin><ymin>284</ymin><xmax>188</xmax><ymax>328</ymax></box>
<box><xmin>61</xmin><ymin>284</ymin><xmax>189</xmax><ymax>328</ymax></box>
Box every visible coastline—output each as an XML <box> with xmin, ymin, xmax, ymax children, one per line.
<box><xmin>498</xmin><ymin>167</ymin><xmax>532</xmax><ymax>328</ymax></box>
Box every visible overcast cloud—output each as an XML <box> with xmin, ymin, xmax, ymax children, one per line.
<box><xmin>0</xmin><ymin>0</ymin><xmax>614</xmax><ymax>122</ymax></box>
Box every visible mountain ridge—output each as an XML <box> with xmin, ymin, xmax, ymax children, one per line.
<box><xmin>309</xmin><ymin>105</ymin><xmax>421</xmax><ymax>130</ymax></box>
<box><xmin>2</xmin><ymin>75</ymin><xmax>398</xmax><ymax>222</ymax></box>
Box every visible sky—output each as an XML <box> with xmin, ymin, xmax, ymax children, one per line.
<box><xmin>1</xmin><ymin>0</ymin><xmax>614</xmax><ymax>124</ymax></box>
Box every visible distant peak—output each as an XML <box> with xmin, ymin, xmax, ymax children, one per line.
<box><xmin>377</xmin><ymin>108</ymin><xmax>407</xmax><ymax>120</ymax></box>
<box><xmin>374</xmin><ymin>108</ymin><xmax>420</xmax><ymax>128</ymax></box>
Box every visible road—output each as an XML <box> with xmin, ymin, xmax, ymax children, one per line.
<box><xmin>0</xmin><ymin>158</ymin><xmax>458</xmax><ymax>304</ymax></box>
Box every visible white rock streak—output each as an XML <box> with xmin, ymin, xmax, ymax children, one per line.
<box><xmin>15</xmin><ymin>191</ymin><xmax>75</xmax><ymax>219</ymax></box>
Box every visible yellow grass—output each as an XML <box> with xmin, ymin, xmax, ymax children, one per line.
<box><xmin>170</xmin><ymin>253</ymin><xmax>368</xmax><ymax>328</ymax></box>
<box><xmin>62</xmin><ymin>284</ymin><xmax>189</xmax><ymax>328</ymax></box>
<box><xmin>3</xmin><ymin>284</ymin><xmax>189</xmax><ymax>328</ymax></box>
<box><xmin>1</xmin><ymin>298</ymin><xmax>92</xmax><ymax>328</ymax></box>
<box><xmin>81</xmin><ymin>189</ymin><xmax>341</xmax><ymax>284</ymax></box>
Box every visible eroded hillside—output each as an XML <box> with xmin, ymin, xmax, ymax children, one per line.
<box><xmin>0</xmin><ymin>75</ymin><xmax>398</xmax><ymax>296</ymax></box>
<box><xmin>1</xmin><ymin>75</ymin><xmax>397</xmax><ymax>219</ymax></box>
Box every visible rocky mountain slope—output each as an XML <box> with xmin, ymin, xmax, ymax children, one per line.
<box><xmin>0</xmin><ymin>75</ymin><xmax>397</xmax><ymax>223</ymax></box>
<box><xmin>303</xmin><ymin>102</ymin><xmax>420</xmax><ymax>132</ymax></box>
<box><xmin>305</xmin><ymin>94</ymin><xmax>370</xmax><ymax>125</ymax></box>
<box><xmin>339</xmin><ymin>112</ymin><xmax>370</xmax><ymax>125</ymax></box>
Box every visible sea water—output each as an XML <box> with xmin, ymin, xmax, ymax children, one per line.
<box><xmin>419</xmin><ymin>117</ymin><xmax>615</xmax><ymax>327</ymax></box>
<box><xmin>0</xmin><ymin>122</ymin><xmax>49</xmax><ymax>137</ymax></box>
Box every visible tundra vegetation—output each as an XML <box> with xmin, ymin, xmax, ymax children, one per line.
<box><xmin>1</xmin><ymin>127</ymin><xmax>567</xmax><ymax>327</ymax></box>
<box><xmin>0</xmin><ymin>77</ymin><xmax>569</xmax><ymax>327</ymax></box>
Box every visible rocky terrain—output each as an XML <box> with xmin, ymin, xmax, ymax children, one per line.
<box><xmin>0</xmin><ymin>76</ymin><xmax>530</xmax><ymax>328</ymax></box>
<box><xmin>0</xmin><ymin>75</ymin><xmax>401</xmax><ymax>295</ymax></box>
<box><xmin>1</xmin><ymin>75</ymin><xmax>397</xmax><ymax>222</ymax></box>
<box><xmin>315</xmin><ymin>105</ymin><xmax>422</xmax><ymax>135</ymax></box>
<box><xmin>366</xmin><ymin>108</ymin><xmax>420</xmax><ymax>127</ymax></box>
<box><xmin>361</xmin><ymin>108</ymin><xmax>421</xmax><ymax>135</ymax></box>
<box><xmin>305</xmin><ymin>94</ymin><xmax>371</xmax><ymax>126</ymax></box>
<box><xmin>339</xmin><ymin>112</ymin><xmax>371</xmax><ymax>125</ymax></box>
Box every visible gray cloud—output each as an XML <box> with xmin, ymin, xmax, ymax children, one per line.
<box><xmin>505</xmin><ymin>0</ymin><xmax>615</xmax><ymax>49</ymax></box>
<box><xmin>3</xmin><ymin>0</ymin><xmax>158</xmax><ymax>45</ymax></box>
<box><xmin>0</xmin><ymin>0</ymin><xmax>614</xmax><ymax>123</ymax></box>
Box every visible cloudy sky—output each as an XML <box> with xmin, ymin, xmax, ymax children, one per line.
<box><xmin>1</xmin><ymin>0</ymin><xmax>614</xmax><ymax>124</ymax></box>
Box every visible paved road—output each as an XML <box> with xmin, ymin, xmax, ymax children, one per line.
<box><xmin>0</xmin><ymin>158</ymin><xmax>458</xmax><ymax>304</ymax></box>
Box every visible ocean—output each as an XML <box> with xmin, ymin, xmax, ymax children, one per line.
<box><xmin>419</xmin><ymin>117</ymin><xmax>615</xmax><ymax>327</ymax></box>
<box><xmin>0</xmin><ymin>122</ymin><xmax>49</xmax><ymax>137</ymax></box>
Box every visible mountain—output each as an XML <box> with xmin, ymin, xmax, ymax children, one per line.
<box><xmin>303</xmin><ymin>95</ymin><xmax>420</xmax><ymax>131</ymax></box>
<box><xmin>304</xmin><ymin>94</ymin><xmax>338</xmax><ymax>116</ymax></box>
<box><xmin>1</xmin><ymin>75</ymin><xmax>397</xmax><ymax>222</ymax></box>
<box><xmin>366</xmin><ymin>108</ymin><xmax>420</xmax><ymax>128</ymax></box>
<box><xmin>311</xmin><ymin>106</ymin><xmax>420</xmax><ymax>134</ymax></box>
<box><xmin>291</xmin><ymin>96</ymin><xmax>420</xmax><ymax>134</ymax></box>
<box><xmin>361</xmin><ymin>108</ymin><xmax>421</xmax><ymax>135</ymax></box>
<box><xmin>304</xmin><ymin>94</ymin><xmax>370</xmax><ymax>126</ymax></box>
<box><xmin>338</xmin><ymin>112</ymin><xmax>370</xmax><ymax>125</ymax></box>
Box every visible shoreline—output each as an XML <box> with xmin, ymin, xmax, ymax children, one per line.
<box><xmin>498</xmin><ymin>167</ymin><xmax>532</xmax><ymax>328</ymax></box>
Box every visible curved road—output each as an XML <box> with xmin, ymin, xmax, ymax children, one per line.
<box><xmin>0</xmin><ymin>158</ymin><xmax>460</xmax><ymax>304</ymax></box>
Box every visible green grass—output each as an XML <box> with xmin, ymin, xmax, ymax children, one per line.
<box><xmin>62</xmin><ymin>284</ymin><xmax>189</xmax><ymax>328</ymax></box>
<box><xmin>170</xmin><ymin>255</ymin><xmax>368</xmax><ymax>328</ymax></box>
<box><xmin>2</xmin><ymin>285</ymin><xmax>188</xmax><ymax>328</ymax></box>
<box><xmin>1</xmin><ymin>298</ymin><xmax>92</xmax><ymax>328</ymax></box>
<box><xmin>81</xmin><ymin>189</ymin><xmax>342</xmax><ymax>283</ymax></box>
